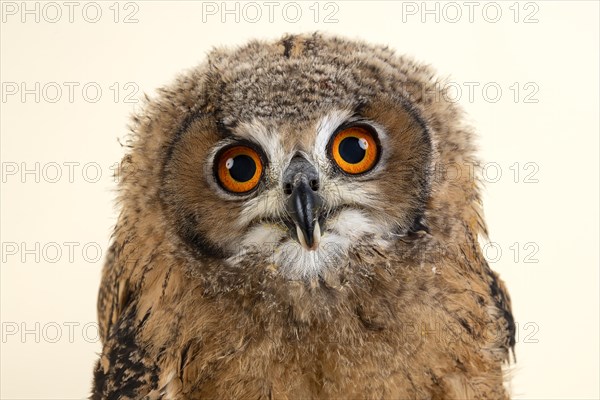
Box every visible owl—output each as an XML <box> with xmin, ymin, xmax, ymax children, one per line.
<box><xmin>92</xmin><ymin>33</ymin><xmax>515</xmax><ymax>399</ymax></box>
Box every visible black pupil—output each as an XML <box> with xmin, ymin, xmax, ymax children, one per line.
<box><xmin>228</xmin><ymin>155</ymin><xmax>256</xmax><ymax>182</ymax></box>
<box><xmin>339</xmin><ymin>137</ymin><xmax>366</xmax><ymax>164</ymax></box>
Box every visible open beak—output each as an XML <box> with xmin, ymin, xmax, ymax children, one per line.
<box><xmin>284</xmin><ymin>155</ymin><xmax>323</xmax><ymax>251</ymax></box>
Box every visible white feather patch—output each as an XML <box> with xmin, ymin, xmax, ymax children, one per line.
<box><xmin>314</xmin><ymin>109</ymin><xmax>355</xmax><ymax>156</ymax></box>
<box><xmin>229</xmin><ymin>208</ymin><xmax>390</xmax><ymax>279</ymax></box>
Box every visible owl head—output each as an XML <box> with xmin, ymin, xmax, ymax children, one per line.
<box><xmin>120</xmin><ymin>33</ymin><xmax>482</xmax><ymax>283</ymax></box>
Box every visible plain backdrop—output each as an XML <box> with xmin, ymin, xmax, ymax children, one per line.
<box><xmin>1</xmin><ymin>1</ymin><xmax>598</xmax><ymax>398</ymax></box>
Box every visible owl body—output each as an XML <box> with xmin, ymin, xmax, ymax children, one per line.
<box><xmin>93</xmin><ymin>33</ymin><xmax>514</xmax><ymax>399</ymax></box>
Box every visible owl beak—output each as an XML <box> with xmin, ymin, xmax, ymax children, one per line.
<box><xmin>284</xmin><ymin>156</ymin><xmax>323</xmax><ymax>251</ymax></box>
<box><xmin>288</xmin><ymin>180</ymin><xmax>322</xmax><ymax>251</ymax></box>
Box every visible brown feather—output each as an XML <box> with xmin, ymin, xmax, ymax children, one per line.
<box><xmin>92</xmin><ymin>32</ymin><xmax>514</xmax><ymax>399</ymax></box>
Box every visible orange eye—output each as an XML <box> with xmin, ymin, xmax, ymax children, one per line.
<box><xmin>215</xmin><ymin>145</ymin><xmax>264</xmax><ymax>193</ymax></box>
<box><xmin>329</xmin><ymin>125</ymin><xmax>379</xmax><ymax>174</ymax></box>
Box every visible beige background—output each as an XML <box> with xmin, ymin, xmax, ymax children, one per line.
<box><xmin>1</xmin><ymin>1</ymin><xmax>598</xmax><ymax>398</ymax></box>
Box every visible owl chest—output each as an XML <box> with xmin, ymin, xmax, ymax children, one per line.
<box><xmin>149</xmin><ymin>258</ymin><xmax>502</xmax><ymax>398</ymax></box>
<box><xmin>171</xmin><ymin>311</ymin><xmax>455</xmax><ymax>399</ymax></box>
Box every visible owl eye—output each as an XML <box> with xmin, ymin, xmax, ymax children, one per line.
<box><xmin>329</xmin><ymin>125</ymin><xmax>379</xmax><ymax>174</ymax></box>
<box><xmin>215</xmin><ymin>144</ymin><xmax>264</xmax><ymax>193</ymax></box>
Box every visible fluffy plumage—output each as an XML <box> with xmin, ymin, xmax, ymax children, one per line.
<box><xmin>92</xmin><ymin>33</ymin><xmax>515</xmax><ymax>399</ymax></box>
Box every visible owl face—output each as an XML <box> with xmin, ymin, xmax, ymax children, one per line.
<box><xmin>160</xmin><ymin>33</ymin><xmax>432</xmax><ymax>280</ymax></box>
